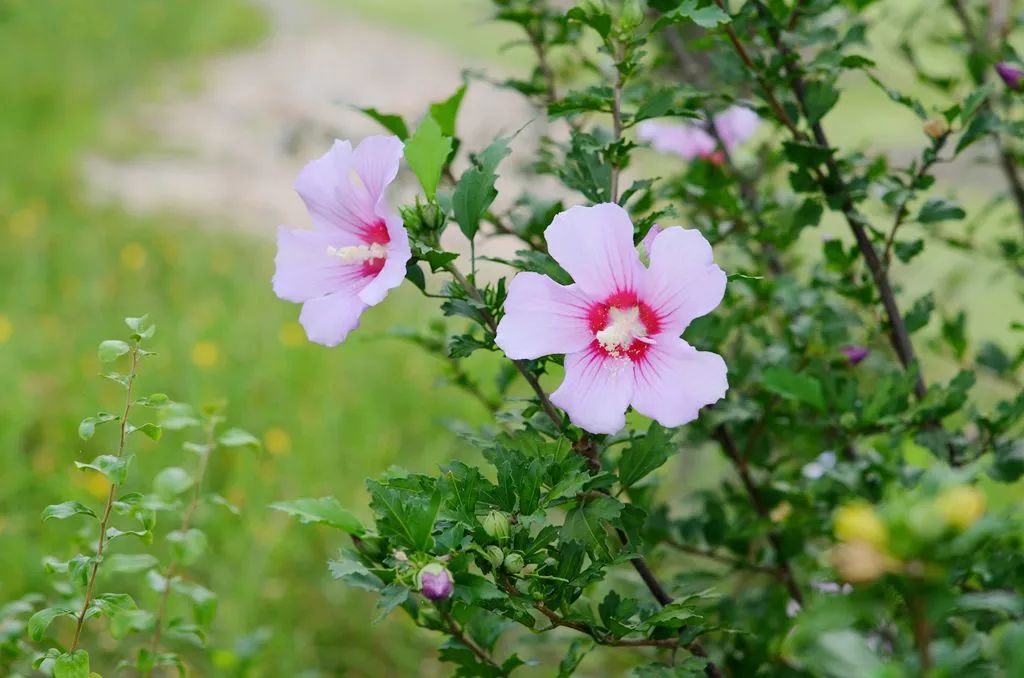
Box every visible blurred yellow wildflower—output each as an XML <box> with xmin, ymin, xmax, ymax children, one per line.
<box><xmin>278</xmin><ymin>322</ymin><xmax>306</xmax><ymax>348</ymax></box>
<box><xmin>191</xmin><ymin>341</ymin><xmax>221</xmax><ymax>369</ymax></box>
<box><xmin>264</xmin><ymin>428</ymin><xmax>292</xmax><ymax>455</ymax></box>
<box><xmin>120</xmin><ymin>242</ymin><xmax>148</xmax><ymax>271</ymax></box>
<box><xmin>79</xmin><ymin>471</ymin><xmax>111</xmax><ymax>499</ymax></box>
<box><xmin>0</xmin><ymin>314</ymin><xmax>12</xmax><ymax>344</ymax></box>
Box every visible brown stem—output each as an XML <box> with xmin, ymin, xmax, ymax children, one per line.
<box><xmin>909</xmin><ymin>595</ymin><xmax>933</xmax><ymax>671</ymax></box>
<box><xmin>882</xmin><ymin>138</ymin><xmax>949</xmax><ymax>268</ymax></box>
<box><xmin>714</xmin><ymin>427</ymin><xmax>804</xmax><ymax>606</ymax></box>
<box><xmin>147</xmin><ymin>418</ymin><xmax>218</xmax><ymax>672</ymax></box>
<box><xmin>69</xmin><ymin>348</ymin><xmax>140</xmax><ymax>653</ymax></box>
<box><xmin>666</xmin><ymin>540</ymin><xmax>779</xmax><ymax>575</ymax></box>
<box><xmin>441</xmin><ymin>608</ymin><xmax>500</xmax><ymax>669</ymax></box>
<box><xmin>611</xmin><ymin>41</ymin><xmax>625</xmax><ymax>202</ymax></box>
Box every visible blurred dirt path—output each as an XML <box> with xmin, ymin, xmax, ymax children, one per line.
<box><xmin>83</xmin><ymin>0</ymin><xmax>538</xmax><ymax>235</ymax></box>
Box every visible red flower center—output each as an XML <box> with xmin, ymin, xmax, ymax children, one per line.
<box><xmin>587</xmin><ymin>290</ymin><xmax>660</xmax><ymax>362</ymax></box>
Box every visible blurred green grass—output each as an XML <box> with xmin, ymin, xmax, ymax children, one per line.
<box><xmin>0</xmin><ymin>0</ymin><xmax>495</xmax><ymax>674</ymax></box>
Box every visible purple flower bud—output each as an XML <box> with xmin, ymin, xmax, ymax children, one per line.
<box><xmin>996</xmin><ymin>62</ymin><xmax>1024</xmax><ymax>92</ymax></box>
<box><xmin>840</xmin><ymin>345</ymin><xmax>870</xmax><ymax>366</ymax></box>
<box><xmin>417</xmin><ymin>563</ymin><xmax>454</xmax><ymax>601</ymax></box>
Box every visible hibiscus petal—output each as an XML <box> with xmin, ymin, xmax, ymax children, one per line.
<box><xmin>631</xmin><ymin>338</ymin><xmax>728</xmax><ymax>428</ymax></box>
<box><xmin>551</xmin><ymin>347</ymin><xmax>634</xmax><ymax>435</ymax></box>
<box><xmin>712</xmin><ymin>106</ymin><xmax>759</xmax><ymax>150</ymax></box>
<box><xmin>298</xmin><ymin>291</ymin><xmax>367</xmax><ymax>347</ymax></box>
<box><xmin>273</xmin><ymin>226</ymin><xmax>367</xmax><ymax>303</ymax></box>
<box><xmin>495</xmin><ymin>272</ymin><xmax>595</xmax><ymax>360</ymax></box>
<box><xmin>545</xmin><ymin>203</ymin><xmax>642</xmax><ymax>299</ymax></box>
<box><xmin>638</xmin><ymin>121</ymin><xmax>716</xmax><ymax>160</ymax></box>
<box><xmin>359</xmin><ymin>215</ymin><xmax>411</xmax><ymax>306</ymax></box>
<box><xmin>294</xmin><ymin>140</ymin><xmax>376</xmax><ymax>233</ymax></box>
<box><xmin>640</xmin><ymin>226</ymin><xmax>726</xmax><ymax>335</ymax></box>
<box><xmin>351</xmin><ymin>135</ymin><xmax>404</xmax><ymax>212</ymax></box>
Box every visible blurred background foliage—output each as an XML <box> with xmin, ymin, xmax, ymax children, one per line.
<box><xmin>0</xmin><ymin>0</ymin><xmax>1020</xmax><ymax>675</ymax></box>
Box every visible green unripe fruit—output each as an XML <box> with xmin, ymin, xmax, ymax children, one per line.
<box><xmin>503</xmin><ymin>552</ymin><xmax>525</xmax><ymax>574</ymax></box>
<box><xmin>481</xmin><ymin>510</ymin><xmax>511</xmax><ymax>542</ymax></box>
<box><xmin>484</xmin><ymin>545</ymin><xmax>504</xmax><ymax>570</ymax></box>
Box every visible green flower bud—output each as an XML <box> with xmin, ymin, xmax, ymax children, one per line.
<box><xmin>353</xmin><ymin>534</ymin><xmax>384</xmax><ymax>560</ymax></box>
<box><xmin>481</xmin><ymin>510</ymin><xmax>511</xmax><ymax>542</ymax></box>
<box><xmin>484</xmin><ymin>545</ymin><xmax>504</xmax><ymax>570</ymax></box>
<box><xmin>503</xmin><ymin>552</ymin><xmax>525</xmax><ymax>574</ymax></box>
<box><xmin>620</xmin><ymin>0</ymin><xmax>644</xmax><ymax>30</ymax></box>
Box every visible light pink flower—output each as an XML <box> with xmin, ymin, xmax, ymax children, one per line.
<box><xmin>495</xmin><ymin>204</ymin><xmax>728</xmax><ymax>434</ymax></box>
<box><xmin>638</xmin><ymin>106</ymin><xmax>759</xmax><ymax>163</ymax></box>
<box><xmin>273</xmin><ymin>136</ymin><xmax>411</xmax><ymax>346</ymax></box>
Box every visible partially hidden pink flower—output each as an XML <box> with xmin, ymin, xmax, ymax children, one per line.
<box><xmin>495</xmin><ymin>204</ymin><xmax>728</xmax><ymax>434</ymax></box>
<box><xmin>637</xmin><ymin>106</ymin><xmax>759</xmax><ymax>164</ymax></box>
<box><xmin>996</xmin><ymin>62</ymin><xmax>1024</xmax><ymax>92</ymax></box>
<box><xmin>273</xmin><ymin>136</ymin><xmax>411</xmax><ymax>346</ymax></box>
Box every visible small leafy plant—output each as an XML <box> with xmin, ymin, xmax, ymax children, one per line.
<box><xmin>19</xmin><ymin>317</ymin><xmax>258</xmax><ymax>677</ymax></box>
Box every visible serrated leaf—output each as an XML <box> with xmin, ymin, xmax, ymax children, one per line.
<box><xmin>429</xmin><ymin>84</ymin><xmax>467</xmax><ymax>138</ymax></box>
<box><xmin>356</xmin><ymin>106</ymin><xmax>409</xmax><ymax>139</ymax></box>
<box><xmin>618</xmin><ymin>423</ymin><xmax>673</xmax><ymax>489</ymax></box>
<box><xmin>42</xmin><ymin>501</ymin><xmax>97</xmax><ymax>522</ymax></box>
<box><xmin>405</xmin><ymin>115</ymin><xmax>452</xmax><ymax>200</ymax></box>
<box><xmin>452</xmin><ymin>167</ymin><xmax>498</xmax><ymax>241</ymax></box>
<box><xmin>328</xmin><ymin>554</ymin><xmax>385</xmax><ymax>592</ymax></box>
<box><xmin>270</xmin><ymin>496</ymin><xmax>365</xmax><ymax>534</ymax></box>
<box><xmin>367</xmin><ymin>481</ymin><xmax>441</xmax><ymax>551</ymax></box>
<box><xmin>761</xmin><ymin>366</ymin><xmax>825</xmax><ymax>411</ymax></box>
<box><xmin>374</xmin><ymin>583</ymin><xmax>409</xmax><ymax>624</ymax></box>
<box><xmin>561</xmin><ymin>495</ymin><xmax>623</xmax><ymax>560</ymax></box>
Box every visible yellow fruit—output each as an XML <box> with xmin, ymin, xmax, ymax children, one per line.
<box><xmin>936</xmin><ymin>486</ymin><xmax>986</xmax><ymax>530</ymax></box>
<box><xmin>834</xmin><ymin>503</ymin><xmax>887</xmax><ymax>548</ymax></box>
<box><xmin>831</xmin><ymin>541</ymin><xmax>889</xmax><ymax>584</ymax></box>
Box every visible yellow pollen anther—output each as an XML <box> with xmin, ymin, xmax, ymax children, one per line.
<box><xmin>326</xmin><ymin>243</ymin><xmax>387</xmax><ymax>263</ymax></box>
<box><xmin>596</xmin><ymin>306</ymin><xmax>650</xmax><ymax>357</ymax></box>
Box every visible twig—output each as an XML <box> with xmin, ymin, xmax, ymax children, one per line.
<box><xmin>69</xmin><ymin>348</ymin><xmax>140</xmax><ymax>652</ymax></box>
<box><xmin>713</xmin><ymin>427</ymin><xmax>805</xmax><ymax>606</ymax></box>
<box><xmin>441</xmin><ymin>607</ymin><xmax>501</xmax><ymax>669</ymax></box>
<box><xmin>147</xmin><ymin>417</ymin><xmax>218</xmax><ymax>672</ymax></box>
<box><xmin>909</xmin><ymin>595</ymin><xmax>933</xmax><ymax>671</ymax></box>
<box><xmin>666</xmin><ymin>540</ymin><xmax>779</xmax><ymax>575</ymax></box>
<box><xmin>882</xmin><ymin>138</ymin><xmax>949</xmax><ymax>268</ymax></box>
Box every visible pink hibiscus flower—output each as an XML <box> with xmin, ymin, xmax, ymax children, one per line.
<box><xmin>637</xmin><ymin>105</ymin><xmax>760</xmax><ymax>164</ymax></box>
<box><xmin>495</xmin><ymin>203</ymin><xmax>728</xmax><ymax>434</ymax></box>
<box><xmin>273</xmin><ymin>136</ymin><xmax>411</xmax><ymax>346</ymax></box>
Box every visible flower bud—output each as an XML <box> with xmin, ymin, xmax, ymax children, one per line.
<box><xmin>996</xmin><ymin>62</ymin><xmax>1024</xmax><ymax>92</ymax></box>
<box><xmin>353</xmin><ymin>534</ymin><xmax>384</xmax><ymax>560</ymax></box>
<box><xmin>481</xmin><ymin>510</ymin><xmax>511</xmax><ymax>543</ymax></box>
<box><xmin>484</xmin><ymin>545</ymin><xmax>504</xmax><ymax>570</ymax></box>
<box><xmin>936</xmin><ymin>485</ymin><xmax>986</xmax><ymax>530</ymax></box>
<box><xmin>840</xmin><ymin>345</ymin><xmax>870</xmax><ymax>366</ymax></box>
<box><xmin>503</xmin><ymin>552</ymin><xmax>525</xmax><ymax>574</ymax></box>
<box><xmin>831</xmin><ymin>541</ymin><xmax>888</xmax><ymax>584</ymax></box>
<box><xmin>834</xmin><ymin>503</ymin><xmax>887</xmax><ymax>549</ymax></box>
<box><xmin>923</xmin><ymin>118</ymin><xmax>949</xmax><ymax>140</ymax></box>
<box><xmin>392</xmin><ymin>549</ymin><xmax>409</xmax><ymax>563</ymax></box>
<box><xmin>620</xmin><ymin>0</ymin><xmax>644</xmax><ymax>30</ymax></box>
<box><xmin>417</xmin><ymin>562</ymin><xmax>454</xmax><ymax>601</ymax></box>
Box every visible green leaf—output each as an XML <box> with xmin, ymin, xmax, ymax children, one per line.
<box><xmin>655</xmin><ymin>1</ymin><xmax>731</xmax><ymax>29</ymax></box>
<box><xmin>129</xmin><ymin>422</ymin><xmax>162</xmax><ymax>440</ymax></box>
<box><xmin>75</xmin><ymin>454</ymin><xmax>131</xmax><ymax>486</ymax></box>
<box><xmin>558</xmin><ymin>638</ymin><xmax>595</xmax><ymax>678</ymax></box>
<box><xmin>133</xmin><ymin>393</ymin><xmax>170</xmax><ymax>408</ymax></box>
<box><xmin>561</xmin><ymin>495</ymin><xmax>623</xmax><ymax>560</ymax></box>
<box><xmin>124</xmin><ymin>315</ymin><xmax>155</xmax><ymax>340</ymax></box>
<box><xmin>803</xmin><ymin>80</ymin><xmax>839</xmax><ymax>125</ymax></box>
<box><xmin>270</xmin><ymin>496</ymin><xmax>365</xmax><ymax>534</ymax></box>
<box><xmin>405</xmin><ymin>115</ymin><xmax>452</xmax><ymax>200</ymax></box>
<box><xmin>429</xmin><ymin>84</ymin><xmax>467</xmax><ymax>138</ymax></box>
<box><xmin>904</xmin><ymin>293</ymin><xmax>935</xmax><ymax>333</ymax></box>
<box><xmin>217</xmin><ymin>427</ymin><xmax>261</xmax><ymax>450</ymax></box>
<box><xmin>154</xmin><ymin>467</ymin><xmax>194</xmax><ymax>498</ymax></box>
<box><xmin>98</xmin><ymin>340</ymin><xmax>131</xmax><ymax>362</ymax></box>
<box><xmin>452</xmin><ymin>167</ymin><xmax>498</xmax><ymax>241</ymax></box>
<box><xmin>917</xmin><ymin>198</ymin><xmax>966</xmax><ymax>224</ymax></box>
<box><xmin>642</xmin><ymin>600</ymin><xmax>700</xmax><ymax>629</ymax></box>
<box><xmin>78</xmin><ymin>412</ymin><xmax>118</xmax><ymax>440</ymax></box>
<box><xmin>167</xmin><ymin>528</ymin><xmax>207</xmax><ymax>566</ymax></box>
<box><xmin>367</xmin><ymin>480</ymin><xmax>441</xmax><ymax>551</ymax></box>
<box><xmin>328</xmin><ymin>553</ymin><xmax>385</xmax><ymax>592</ymax></box>
<box><xmin>357</xmin><ymin>106</ymin><xmax>409</xmax><ymax>139</ymax></box>
<box><xmin>106</xmin><ymin>553</ymin><xmax>160</xmax><ymax>574</ymax></box>
<box><xmin>28</xmin><ymin>607</ymin><xmax>75</xmax><ymax>641</ymax></box>
<box><xmin>761</xmin><ymin>366</ymin><xmax>825</xmax><ymax>411</ymax></box>
<box><xmin>618</xmin><ymin>423</ymin><xmax>674</xmax><ymax>489</ymax></box>
<box><xmin>42</xmin><ymin>501</ymin><xmax>97</xmax><ymax>522</ymax></box>
<box><xmin>374</xmin><ymin>583</ymin><xmax>410</xmax><ymax>624</ymax></box>
<box><xmin>54</xmin><ymin>650</ymin><xmax>90</xmax><ymax>678</ymax></box>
